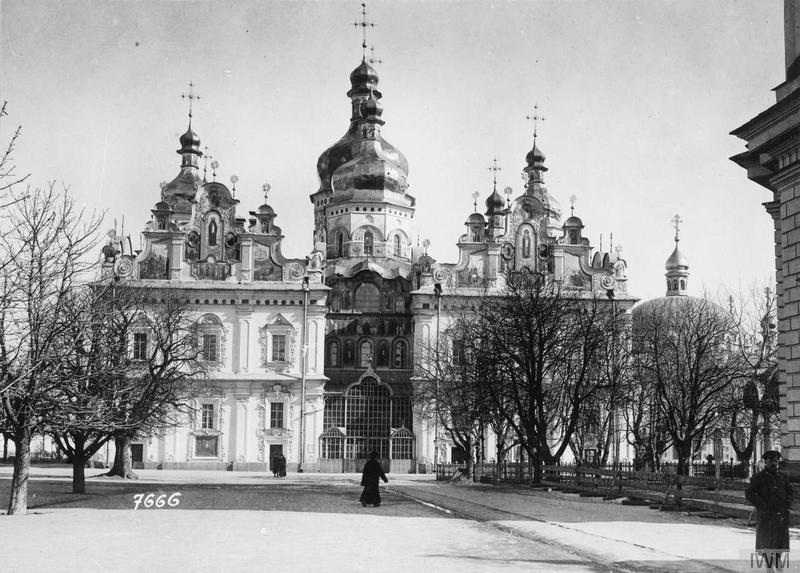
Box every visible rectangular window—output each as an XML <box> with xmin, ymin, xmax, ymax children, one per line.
<box><xmin>202</xmin><ymin>334</ymin><xmax>218</xmax><ymax>362</ymax></box>
<box><xmin>201</xmin><ymin>403</ymin><xmax>215</xmax><ymax>429</ymax></box>
<box><xmin>195</xmin><ymin>436</ymin><xmax>218</xmax><ymax>457</ymax></box>
<box><xmin>270</xmin><ymin>402</ymin><xmax>284</xmax><ymax>429</ymax></box>
<box><xmin>133</xmin><ymin>332</ymin><xmax>148</xmax><ymax>360</ymax></box>
<box><xmin>272</xmin><ymin>335</ymin><xmax>286</xmax><ymax>361</ymax></box>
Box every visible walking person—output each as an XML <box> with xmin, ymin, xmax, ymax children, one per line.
<box><xmin>271</xmin><ymin>454</ymin><xmax>278</xmax><ymax>478</ymax></box>
<box><xmin>745</xmin><ymin>450</ymin><xmax>794</xmax><ymax>567</ymax></box>
<box><xmin>277</xmin><ymin>453</ymin><xmax>286</xmax><ymax>478</ymax></box>
<box><xmin>360</xmin><ymin>450</ymin><xmax>388</xmax><ymax>507</ymax></box>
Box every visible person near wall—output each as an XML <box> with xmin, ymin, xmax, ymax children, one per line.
<box><xmin>360</xmin><ymin>451</ymin><xmax>388</xmax><ymax>507</ymax></box>
<box><xmin>745</xmin><ymin>450</ymin><xmax>794</xmax><ymax>564</ymax></box>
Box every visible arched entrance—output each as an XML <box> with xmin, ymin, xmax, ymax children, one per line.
<box><xmin>318</xmin><ymin>369</ymin><xmax>414</xmax><ymax>472</ymax></box>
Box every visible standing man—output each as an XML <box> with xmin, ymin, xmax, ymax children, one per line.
<box><xmin>745</xmin><ymin>450</ymin><xmax>794</xmax><ymax>564</ymax></box>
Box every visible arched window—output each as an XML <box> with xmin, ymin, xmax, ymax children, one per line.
<box><xmin>363</xmin><ymin>231</ymin><xmax>373</xmax><ymax>256</ymax></box>
<box><xmin>208</xmin><ymin>220</ymin><xmax>218</xmax><ymax>246</ymax></box>
<box><xmin>359</xmin><ymin>339</ymin><xmax>373</xmax><ymax>367</ymax></box>
<box><xmin>680</xmin><ymin>279</ymin><xmax>685</xmax><ymax>290</ymax></box>
<box><xmin>157</xmin><ymin>217</ymin><xmax>166</xmax><ymax>231</ymax></box>
<box><xmin>568</xmin><ymin>229</ymin><xmax>578</xmax><ymax>245</ymax></box>
<box><xmin>522</xmin><ymin>230</ymin><xmax>531</xmax><ymax>258</ymax></box>
<box><xmin>377</xmin><ymin>340</ymin><xmax>390</xmax><ymax>367</ymax></box>
<box><xmin>327</xmin><ymin>340</ymin><xmax>339</xmax><ymax>367</ymax></box>
<box><xmin>354</xmin><ymin>283</ymin><xmax>380</xmax><ymax>312</ymax></box>
<box><xmin>393</xmin><ymin>340</ymin><xmax>407</xmax><ymax>369</ymax></box>
<box><xmin>394</xmin><ymin>235</ymin><xmax>401</xmax><ymax>257</ymax></box>
<box><xmin>337</xmin><ymin>233</ymin><xmax>344</xmax><ymax>257</ymax></box>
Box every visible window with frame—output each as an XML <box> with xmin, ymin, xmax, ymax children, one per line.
<box><xmin>359</xmin><ymin>340</ymin><xmax>373</xmax><ymax>367</ymax></box>
<box><xmin>132</xmin><ymin>332</ymin><xmax>148</xmax><ymax>361</ymax></box>
<box><xmin>327</xmin><ymin>340</ymin><xmax>339</xmax><ymax>367</ymax></box>
<box><xmin>393</xmin><ymin>235</ymin><xmax>401</xmax><ymax>257</ymax></box>
<box><xmin>195</xmin><ymin>436</ymin><xmax>218</xmax><ymax>457</ymax></box>
<box><xmin>363</xmin><ymin>231</ymin><xmax>374</xmax><ymax>256</ymax></box>
<box><xmin>270</xmin><ymin>402</ymin><xmax>284</xmax><ymax>429</ymax></box>
<box><xmin>202</xmin><ymin>333</ymin><xmax>218</xmax><ymax>362</ymax></box>
<box><xmin>393</xmin><ymin>340</ymin><xmax>407</xmax><ymax>369</ymax></box>
<box><xmin>201</xmin><ymin>403</ymin><xmax>215</xmax><ymax>429</ymax></box>
<box><xmin>272</xmin><ymin>334</ymin><xmax>287</xmax><ymax>362</ymax></box>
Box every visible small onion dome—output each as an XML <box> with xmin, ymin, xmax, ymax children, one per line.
<box><xmin>485</xmin><ymin>189</ymin><xmax>506</xmax><ymax>216</ymax></box>
<box><xmin>152</xmin><ymin>201</ymin><xmax>172</xmax><ymax>212</ymax></box>
<box><xmin>665</xmin><ymin>244</ymin><xmax>689</xmax><ymax>270</ymax></box>
<box><xmin>348</xmin><ymin>60</ymin><xmax>382</xmax><ymax>98</ymax></box>
<box><xmin>178</xmin><ymin>127</ymin><xmax>202</xmax><ymax>155</ymax></box>
<box><xmin>525</xmin><ymin>145</ymin><xmax>547</xmax><ymax>170</ymax></box>
<box><xmin>467</xmin><ymin>212</ymin><xmax>485</xmax><ymax>224</ymax></box>
<box><xmin>563</xmin><ymin>215</ymin><xmax>584</xmax><ymax>228</ymax></box>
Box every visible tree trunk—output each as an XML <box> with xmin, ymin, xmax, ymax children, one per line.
<box><xmin>71</xmin><ymin>456</ymin><xmax>88</xmax><ymax>494</ymax></box>
<box><xmin>7</xmin><ymin>428</ymin><xmax>31</xmax><ymax>515</ymax></box>
<box><xmin>105</xmin><ymin>434</ymin><xmax>138</xmax><ymax>479</ymax></box>
<box><xmin>2</xmin><ymin>433</ymin><xmax>8</xmax><ymax>463</ymax></box>
<box><xmin>675</xmin><ymin>441</ymin><xmax>692</xmax><ymax>476</ymax></box>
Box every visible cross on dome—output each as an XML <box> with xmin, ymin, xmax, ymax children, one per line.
<box><xmin>488</xmin><ymin>158</ymin><xmax>502</xmax><ymax>191</ymax></box>
<box><xmin>569</xmin><ymin>194</ymin><xmax>577</xmax><ymax>216</ymax></box>
<box><xmin>472</xmin><ymin>191</ymin><xmax>479</xmax><ymax>212</ymax></box>
<box><xmin>671</xmin><ymin>213</ymin><xmax>683</xmax><ymax>242</ymax></box>
<box><xmin>181</xmin><ymin>81</ymin><xmax>201</xmax><ymax>127</ymax></box>
<box><xmin>263</xmin><ymin>182</ymin><xmax>271</xmax><ymax>203</ymax></box>
<box><xmin>354</xmin><ymin>3</ymin><xmax>375</xmax><ymax>61</ymax></box>
<box><xmin>524</xmin><ymin>104</ymin><xmax>546</xmax><ymax>146</ymax></box>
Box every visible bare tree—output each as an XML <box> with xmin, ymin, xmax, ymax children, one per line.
<box><xmin>632</xmin><ymin>296</ymin><xmax>741</xmax><ymax>475</ymax></box>
<box><xmin>440</xmin><ymin>272</ymin><xmax>627</xmax><ymax>483</ymax></box>
<box><xmin>0</xmin><ymin>185</ymin><xmax>102</xmax><ymax>514</ymax></box>
<box><xmin>102</xmin><ymin>290</ymin><xmax>210</xmax><ymax>479</ymax></box>
<box><xmin>415</xmin><ymin>309</ymin><xmax>493</xmax><ymax>478</ymax></box>
<box><xmin>47</xmin><ymin>282</ymin><xmax>135</xmax><ymax>493</ymax></box>
<box><xmin>721</xmin><ymin>285</ymin><xmax>778</xmax><ymax>473</ymax></box>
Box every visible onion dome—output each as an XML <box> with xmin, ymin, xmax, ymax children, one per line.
<box><xmin>331</xmin><ymin>139</ymin><xmax>407</xmax><ymax>195</ymax></box>
<box><xmin>152</xmin><ymin>201</ymin><xmax>172</xmax><ymax>212</ymax></box>
<box><xmin>467</xmin><ymin>212</ymin><xmax>486</xmax><ymax>224</ymax></box>
<box><xmin>348</xmin><ymin>60</ymin><xmax>382</xmax><ymax>98</ymax></box>
<box><xmin>665</xmin><ymin>245</ymin><xmax>689</xmax><ymax>270</ymax></box>
<box><xmin>525</xmin><ymin>145</ymin><xmax>547</xmax><ymax>171</ymax></box>
<box><xmin>315</xmin><ymin>60</ymin><xmax>408</xmax><ymax>196</ymax></box>
<box><xmin>162</xmin><ymin>125</ymin><xmax>203</xmax><ymax>212</ymax></box>
<box><xmin>485</xmin><ymin>188</ymin><xmax>506</xmax><ymax>217</ymax></box>
<box><xmin>178</xmin><ymin>127</ymin><xmax>202</xmax><ymax>155</ymax></box>
<box><xmin>564</xmin><ymin>215</ymin><xmax>584</xmax><ymax>228</ymax></box>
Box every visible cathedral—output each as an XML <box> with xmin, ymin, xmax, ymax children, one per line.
<box><xmin>101</xmin><ymin>47</ymin><xmax>635</xmax><ymax>472</ymax></box>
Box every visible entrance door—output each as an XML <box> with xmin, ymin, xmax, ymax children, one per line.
<box><xmin>269</xmin><ymin>444</ymin><xmax>283</xmax><ymax>472</ymax></box>
<box><xmin>131</xmin><ymin>443</ymin><xmax>144</xmax><ymax>469</ymax></box>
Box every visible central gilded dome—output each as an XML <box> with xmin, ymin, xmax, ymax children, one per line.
<box><xmin>316</xmin><ymin>60</ymin><xmax>409</xmax><ymax>196</ymax></box>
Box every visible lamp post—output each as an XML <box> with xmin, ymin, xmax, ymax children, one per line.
<box><xmin>298</xmin><ymin>276</ymin><xmax>309</xmax><ymax>473</ymax></box>
<box><xmin>433</xmin><ymin>282</ymin><xmax>442</xmax><ymax>470</ymax></box>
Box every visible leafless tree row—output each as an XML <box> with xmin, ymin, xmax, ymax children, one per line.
<box><xmin>416</xmin><ymin>270</ymin><xmax>777</xmax><ymax>481</ymax></box>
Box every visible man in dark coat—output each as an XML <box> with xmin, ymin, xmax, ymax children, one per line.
<box><xmin>276</xmin><ymin>453</ymin><xmax>286</xmax><ymax>478</ymax></box>
<box><xmin>745</xmin><ymin>450</ymin><xmax>794</xmax><ymax>558</ymax></box>
<box><xmin>360</xmin><ymin>451</ymin><xmax>388</xmax><ymax>507</ymax></box>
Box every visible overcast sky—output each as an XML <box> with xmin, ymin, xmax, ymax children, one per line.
<box><xmin>0</xmin><ymin>0</ymin><xmax>784</xmax><ymax>302</ymax></box>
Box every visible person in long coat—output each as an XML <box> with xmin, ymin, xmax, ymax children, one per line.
<box><xmin>745</xmin><ymin>450</ymin><xmax>794</xmax><ymax>555</ymax></box>
<box><xmin>360</xmin><ymin>451</ymin><xmax>388</xmax><ymax>507</ymax></box>
<box><xmin>277</xmin><ymin>453</ymin><xmax>287</xmax><ymax>478</ymax></box>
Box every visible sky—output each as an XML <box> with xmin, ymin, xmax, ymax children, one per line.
<box><xmin>0</xmin><ymin>0</ymin><xmax>785</xmax><ymax>303</ymax></box>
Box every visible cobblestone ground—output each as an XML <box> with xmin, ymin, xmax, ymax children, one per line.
<box><xmin>0</xmin><ymin>467</ymin><xmax>796</xmax><ymax>572</ymax></box>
